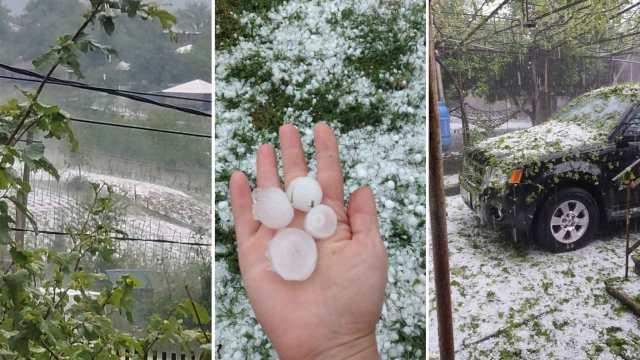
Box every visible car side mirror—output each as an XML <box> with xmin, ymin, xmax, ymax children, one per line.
<box><xmin>614</xmin><ymin>135</ymin><xmax>629</xmax><ymax>148</ymax></box>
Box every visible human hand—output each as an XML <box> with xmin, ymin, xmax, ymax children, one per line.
<box><xmin>229</xmin><ymin>122</ymin><xmax>388</xmax><ymax>359</ymax></box>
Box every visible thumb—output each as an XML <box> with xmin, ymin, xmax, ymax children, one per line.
<box><xmin>347</xmin><ymin>186</ymin><xmax>381</xmax><ymax>243</ymax></box>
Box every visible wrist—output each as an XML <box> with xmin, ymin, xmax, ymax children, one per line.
<box><xmin>314</xmin><ymin>333</ymin><xmax>379</xmax><ymax>360</ymax></box>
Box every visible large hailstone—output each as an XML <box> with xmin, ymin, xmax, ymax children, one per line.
<box><xmin>304</xmin><ymin>204</ymin><xmax>337</xmax><ymax>239</ymax></box>
<box><xmin>252</xmin><ymin>187</ymin><xmax>294</xmax><ymax>229</ymax></box>
<box><xmin>267</xmin><ymin>228</ymin><xmax>318</xmax><ymax>281</ymax></box>
<box><xmin>286</xmin><ymin>176</ymin><xmax>323</xmax><ymax>212</ymax></box>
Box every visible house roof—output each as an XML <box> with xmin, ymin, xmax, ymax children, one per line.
<box><xmin>161</xmin><ymin>79</ymin><xmax>211</xmax><ymax>94</ymax></box>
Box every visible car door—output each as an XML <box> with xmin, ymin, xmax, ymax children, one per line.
<box><xmin>607</xmin><ymin>108</ymin><xmax>640</xmax><ymax>212</ymax></box>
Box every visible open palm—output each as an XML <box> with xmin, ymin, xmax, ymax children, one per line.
<box><xmin>229</xmin><ymin>123</ymin><xmax>387</xmax><ymax>359</ymax></box>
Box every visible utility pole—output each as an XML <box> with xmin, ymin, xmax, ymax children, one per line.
<box><xmin>429</xmin><ymin>10</ymin><xmax>455</xmax><ymax>360</ymax></box>
<box><xmin>436</xmin><ymin>50</ymin><xmax>445</xmax><ymax>102</ymax></box>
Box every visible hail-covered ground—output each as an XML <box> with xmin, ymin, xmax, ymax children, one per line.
<box><xmin>215</xmin><ymin>0</ymin><xmax>425</xmax><ymax>358</ymax></box>
<box><xmin>429</xmin><ymin>195</ymin><xmax>640</xmax><ymax>359</ymax></box>
<box><xmin>21</xmin><ymin>167</ymin><xmax>211</xmax><ymax>269</ymax></box>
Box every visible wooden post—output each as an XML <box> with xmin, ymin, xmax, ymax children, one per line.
<box><xmin>625</xmin><ymin>185</ymin><xmax>631</xmax><ymax>280</ymax></box>
<box><xmin>436</xmin><ymin>52</ymin><xmax>445</xmax><ymax>102</ymax></box>
<box><xmin>429</xmin><ymin>13</ymin><xmax>455</xmax><ymax>360</ymax></box>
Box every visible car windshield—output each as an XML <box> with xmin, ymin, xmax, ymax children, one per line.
<box><xmin>550</xmin><ymin>86</ymin><xmax>639</xmax><ymax>136</ymax></box>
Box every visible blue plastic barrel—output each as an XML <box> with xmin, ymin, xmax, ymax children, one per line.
<box><xmin>438</xmin><ymin>101</ymin><xmax>451</xmax><ymax>150</ymax></box>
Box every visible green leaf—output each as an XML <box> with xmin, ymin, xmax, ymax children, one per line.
<box><xmin>3</xmin><ymin>269</ymin><xmax>29</xmax><ymax>303</ymax></box>
<box><xmin>100</xmin><ymin>15</ymin><xmax>115</xmax><ymax>35</ymax></box>
<box><xmin>22</xmin><ymin>142</ymin><xmax>44</xmax><ymax>160</ymax></box>
<box><xmin>177</xmin><ymin>299</ymin><xmax>210</xmax><ymax>325</ymax></box>
<box><xmin>9</xmin><ymin>247</ymin><xmax>31</xmax><ymax>268</ymax></box>
<box><xmin>145</xmin><ymin>5</ymin><xmax>176</xmax><ymax>30</ymax></box>
<box><xmin>78</xmin><ymin>39</ymin><xmax>118</xmax><ymax>58</ymax></box>
<box><xmin>0</xmin><ymin>349</ymin><xmax>17</xmax><ymax>356</ymax></box>
<box><xmin>120</xmin><ymin>0</ymin><xmax>142</xmax><ymax>17</ymax></box>
<box><xmin>32</xmin><ymin>51</ymin><xmax>57</xmax><ymax>70</ymax></box>
<box><xmin>30</xmin><ymin>346</ymin><xmax>46</xmax><ymax>354</ymax></box>
<box><xmin>0</xmin><ymin>329</ymin><xmax>18</xmax><ymax>339</ymax></box>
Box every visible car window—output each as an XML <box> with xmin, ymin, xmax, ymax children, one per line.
<box><xmin>553</xmin><ymin>93</ymin><xmax>633</xmax><ymax>136</ymax></box>
<box><xmin>624</xmin><ymin>112</ymin><xmax>640</xmax><ymax>139</ymax></box>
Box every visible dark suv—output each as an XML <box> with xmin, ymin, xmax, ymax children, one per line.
<box><xmin>460</xmin><ymin>84</ymin><xmax>640</xmax><ymax>252</ymax></box>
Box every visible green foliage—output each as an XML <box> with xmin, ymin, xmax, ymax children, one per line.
<box><xmin>432</xmin><ymin>0</ymin><xmax>637</xmax><ymax>124</ymax></box>
<box><xmin>217</xmin><ymin>1</ymin><xmax>424</xmax><ymax>133</ymax></box>
<box><xmin>0</xmin><ymin>1</ymin><xmax>211</xmax><ymax>357</ymax></box>
<box><xmin>0</xmin><ymin>183</ymin><xmax>209</xmax><ymax>358</ymax></box>
<box><xmin>177</xmin><ymin>298</ymin><xmax>210</xmax><ymax>325</ymax></box>
<box><xmin>13</xmin><ymin>0</ymin><xmax>86</xmax><ymax>61</ymax></box>
<box><xmin>3</xmin><ymin>0</ymin><xmax>209</xmax><ymax>89</ymax></box>
<box><xmin>214</xmin><ymin>211</ymin><xmax>240</xmax><ymax>275</ymax></box>
<box><xmin>341</xmin><ymin>1</ymin><xmax>424</xmax><ymax>91</ymax></box>
<box><xmin>33</xmin><ymin>0</ymin><xmax>176</xmax><ymax>80</ymax></box>
<box><xmin>215</xmin><ymin>0</ymin><xmax>289</xmax><ymax>50</ymax></box>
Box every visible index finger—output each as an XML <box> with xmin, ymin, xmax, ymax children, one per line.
<box><xmin>314</xmin><ymin>122</ymin><xmax>344</xmax><ymax>205</ymax></box>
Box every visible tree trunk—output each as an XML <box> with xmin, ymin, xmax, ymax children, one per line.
<box><xmin>457</xmin><ymin>74</ymin><xmax>470</xmax><ymax>146</ymax></box>
<box><xmin>530</xmin><ymin>54</ymin><xmax>554</xmax><ymax>125</ymax></box>
<box><xmin>542</xmin><ymin>56</ymin><xmax>552</xmax><ymax>120</ymax></box>
<box><xmin>530</xmin><ymin>57</ymin><xmax>540</xmax><ymax>125</ymax></box>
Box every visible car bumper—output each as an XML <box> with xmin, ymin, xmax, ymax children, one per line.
<box><xmin>460</xmin><ymin>179</ymin><xmax>538</xmax><ymax>234</ymax></box>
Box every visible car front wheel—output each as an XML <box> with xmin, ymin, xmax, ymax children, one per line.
<box><xmin>535</xmin><ymin>187</ymin><xmax>599</xmax><ymax>252</ymax></box>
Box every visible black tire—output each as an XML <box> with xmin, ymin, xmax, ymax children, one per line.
<box><xmin>534</xmin><ymin>187</ymin><xmax>599</xmax><ymax>253</ymax></box>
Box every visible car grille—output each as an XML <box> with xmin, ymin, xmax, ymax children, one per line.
<box><xmin>461</xmin><ymin>155</ymin><xmax>485</xmax><ymax>190</ymax></box>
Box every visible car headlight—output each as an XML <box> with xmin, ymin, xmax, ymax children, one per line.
<box><xmin>482</xmin><ymin>167</ymin><xmax>508</xmax><ymax>188</ymax></box>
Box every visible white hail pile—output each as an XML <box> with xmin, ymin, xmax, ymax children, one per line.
<box><xmin>253</xmin><ymin>176</ymin><xmax>337</xmax><ymax>281</ymax></box>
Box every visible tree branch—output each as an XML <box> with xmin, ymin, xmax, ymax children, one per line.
<box><xmin>185</xmin><ymin>285</ymin><xmax>210</xmax><ymax>343</ymax></box>
<box><xmin>6</xmin><ymin>4</ymin><xmax>103</xmax><ymax>146</ymax></box>
<box><xmin>611</xmin><ymin>2</ymin><xmax>640</xmax><ymax>19</ymax></box>
<box><xmin>458</xmin><ymin>0</ymin><xmax>511</xmax><ymax>48</ymax></box>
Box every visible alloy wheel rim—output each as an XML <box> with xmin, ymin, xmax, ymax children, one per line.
<box><xmin>550</xmin><ymin>200</ymin><xmax>589</xmax><ymax>244</ymax></box>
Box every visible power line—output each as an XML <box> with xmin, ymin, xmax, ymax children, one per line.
<box><xmin>10</xmin><ymin>227</ymin><xmax>211</xmax><ymax>247</ymax></box>
<box><xmin>69</xmin><ymin>116</ymin><xmax>212</xmax><ymax>138</ymax></box>
<box><xmin>0</xmin><ymin>74</ymin><xmax>211</xmax><ymax>103</ymax></box>
<box><xmin>0</xmin><ymin>63</ymin><xmax>211</xmax><ymax>103</ymax></box>
<box><xmin>0</xmin><ymin>64</ymin><xmax>212</xmax><ymax>117</ymax></box>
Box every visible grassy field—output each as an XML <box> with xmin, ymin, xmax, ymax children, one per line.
<box><xmin>215</xmin><ymin>0</ymin><xmax>426</xmax><ymax>358</ymax></box>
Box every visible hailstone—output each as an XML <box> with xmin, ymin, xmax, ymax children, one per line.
<box><xmin>267</xmin><ymin>228</ymin><xmax>317</xmax><ymax>281</ymax></box>
<box><xmin>286</xmin><ymin>176</ymin><xmax>323</xmax><ymax>212</ymax></box>
<box><xmin>304</xmin><ymin>204</ymin><xmax>337</xmax><ymax>239</ymax></box>
<box><xmin>252</xmin><ymin>187</ymin><xmax>294</xmax><ymax>229</ymax></box>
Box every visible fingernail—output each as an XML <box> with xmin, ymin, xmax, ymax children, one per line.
<box><xmin>280</xmin><ymin>122</ymin><xmax>295</xmax><ymax>131</ymax></box>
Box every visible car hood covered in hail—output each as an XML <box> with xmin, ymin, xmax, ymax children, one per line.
<box><xmin>471</xmin><ymin>84</ymin><xmax>640</xmax><ymax>170</ymax></box>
